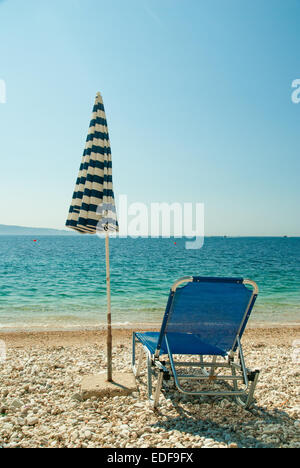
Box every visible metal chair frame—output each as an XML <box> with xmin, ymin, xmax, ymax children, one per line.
<box><xmin>132</xmin><ymin>276</ymin><xmax>259</xmax><ymax>409</ymax></box>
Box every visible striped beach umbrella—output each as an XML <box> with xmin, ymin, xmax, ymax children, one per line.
<box><xmin>66</xmin><ymin>92</ymin><xmax>118</xmax><ymax>381</ymax></box>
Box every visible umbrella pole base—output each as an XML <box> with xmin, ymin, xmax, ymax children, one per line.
<box><xmin>81</xmin><ymin>372</ymin><xmax>137</xmax><ymax>400</ymax></box>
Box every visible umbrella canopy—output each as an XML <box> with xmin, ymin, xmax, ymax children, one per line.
<box><xmin>66</xmin><ymin>92</ymin><xmax>118</xmax><ymax>234</ymax></box>
<box><xmin>66</xmin><ymin>92</ymin><xmax>118</xmax><ymax>381</ymax></box>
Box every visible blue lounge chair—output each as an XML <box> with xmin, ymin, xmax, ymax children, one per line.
<box><xmin>132</xmin><ymin>276</ymin><xmax>259</xmax><ymax>409</ymax></box>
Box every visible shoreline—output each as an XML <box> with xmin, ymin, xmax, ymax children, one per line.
<box><xmin>0</xmin><ymin>324</ymin><xmax>299</xmax><ymax>348</ymax></box>
<box><xmin>0</xmin><ymin>320</ymin><xmax>299</xmax><ymax>335</ymax></box>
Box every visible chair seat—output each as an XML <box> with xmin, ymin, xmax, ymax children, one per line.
<box><xmin>135</xmin><ymin>332</ymin><xmax>226</xmax><ymax>356</ymax></box>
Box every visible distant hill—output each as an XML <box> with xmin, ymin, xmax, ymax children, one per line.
<box><xmin>0</xmin><ymin>224</ymin><xmax>78</xmax><ymax>236</ymax></box>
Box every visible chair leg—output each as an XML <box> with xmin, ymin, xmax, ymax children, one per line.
<box><xmin>132</xmin><ymin>333</ymin><xmax>137</xmax><ymax>372</ymax></box>
<box><xmin>131</xmin><ymin>337</ymin><xmax>165</xmax><ymax>409</ymax></box>
<box><xmin>230</xmin><ymin>364</ymin><xmax>238</xmax><ymax>392</ymax></box>
<box><xmin>235</xmin><ymin>370</ymin><xmax>260</xmax><ymax>409</ymax></box>
<box><xmin>245</xmin><ymin>371</ymin><xmax>260</xmax><ymax>409</ymax></box>
<box><xmin>153</xmin><ymin>371</ymin><xmax>163</xmax><ymax>409</ymax></box>
<box><xmin>147</xmin><ymin>352</ymin><xmax>153</xmax><ymax>400</ymax></box>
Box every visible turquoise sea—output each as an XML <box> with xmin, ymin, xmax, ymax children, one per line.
<box><xmin>0</xmin><ymin>236</ymin><xmax>299</xmax><ymax>331</ymax></box>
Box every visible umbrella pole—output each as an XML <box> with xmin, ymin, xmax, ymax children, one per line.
<box><xmin>105</xmin><ymin>233</ymin><xmax>113</xmax><ymax>382</ymax></box>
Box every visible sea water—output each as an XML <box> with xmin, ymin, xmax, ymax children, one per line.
<box><xmin>0</xmin><ymin>236</ymin><xmax>299</xmax><ymax>330</ymax></box>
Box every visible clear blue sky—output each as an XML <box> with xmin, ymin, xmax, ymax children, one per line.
<box><xmin>0</xmin><ymin>0</ymin><xmax>299</xmax><ymax>235</ymax></box>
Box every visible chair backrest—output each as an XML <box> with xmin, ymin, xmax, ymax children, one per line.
<box><xmin>156</xmin><ymin>277</ymin><xmax>258</xmax><ymax>355</ymax></box>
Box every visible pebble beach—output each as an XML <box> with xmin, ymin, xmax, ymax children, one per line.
<box><xmin>0</xmin><ymin>326</ymin><xmax>299</xmax><ymax>449</ymax></box>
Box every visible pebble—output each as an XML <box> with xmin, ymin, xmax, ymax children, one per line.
<box><xmin>0</xmin><ymin>338</ymin><xmax>299</xmax><ymax>448</ymax></box>
<box><xmin>26</xmin><ymin>417</ymin><xmax>39</xmax><ymax>426</ymax></box>
<box><xmin>10</xmin><ymin>399</ymin><xmax>23</xmax><ymax>410</ymax></box>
